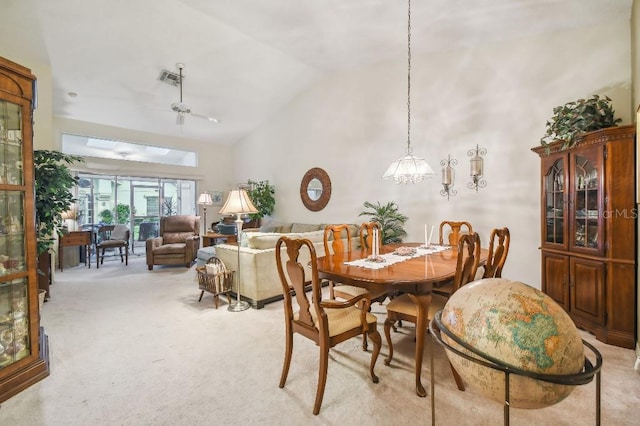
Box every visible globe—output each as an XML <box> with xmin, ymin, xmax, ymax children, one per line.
<box><xmin>439</xmin><ymin>278</ymin><xmax>585</xmax><ymax>409</ymax></box>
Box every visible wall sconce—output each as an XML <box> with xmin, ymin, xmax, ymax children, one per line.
<box><xmin>440</xmin><ymin>155</ymin><xmax>457</xmax><ymax>200</ymax></box>
<box><xmin>467</xmin><ymin>144</ymin><xmax>487</xmax><ymax>191</ymax></box>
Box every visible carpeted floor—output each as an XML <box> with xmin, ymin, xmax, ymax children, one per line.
<box><xmin>0</xmin><ymin>256</ymin><xmax>638</xmax><ymax>425</ymax></box>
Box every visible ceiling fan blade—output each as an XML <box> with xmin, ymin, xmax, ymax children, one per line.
<box><xmin>191</xmin><ymin>112</ymin><xmax>219</xmax><ymax>123</ymax></box>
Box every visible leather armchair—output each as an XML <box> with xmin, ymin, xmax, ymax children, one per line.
<box><xmin>146</xmin><ymin>215</ymin><xmax>200</xmax><ymax>270</ymax></box>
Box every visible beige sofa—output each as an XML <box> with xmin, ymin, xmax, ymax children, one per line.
<box><xmin>215</xmin><ymin>222</ymin><xmax>359</xmax><ymax>308</ymax></box>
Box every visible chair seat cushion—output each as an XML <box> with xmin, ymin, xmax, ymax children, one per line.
<box><xmin>154</xmin><ymin>242</ymin><xmax>187</xmax><ymax>255</ymax></box>
<box><xmin>295</xmin><ymin>306</ymin><xmax>377</xmax><ymax>337</ymax></box>
<box><xmin>99</xmin><ymin>239</ymin><xmax>127</xmax><ymax>248</ymax></box>
<box><xmin>386</xmin><ymin>293</ymin><xmax>448</xmax><ymax>320</ymax></box>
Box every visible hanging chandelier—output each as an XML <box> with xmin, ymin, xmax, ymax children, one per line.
<box><xmin>382</xmin><ymin>0</ymin><xmax>435</xmax><ymax>184</ymax></box>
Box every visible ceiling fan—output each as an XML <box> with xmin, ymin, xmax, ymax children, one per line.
<box><xmin>169</xmin><ymin>63</ymin><xmax>219</xmax><ymax>125</ymax></box>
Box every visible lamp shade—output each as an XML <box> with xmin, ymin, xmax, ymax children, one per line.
<box><xmin>197</xmin><ymin>193</ymin><xmax>213</xmax><ymax>205</ymax></box>
<box><xmin>219</xmin><ymin>189</ymin><xmax>258</xmax><ymax>215</ymax></box>
<box><xmin>382</xmin><ymin>154</ymin><xmax>436</xmax><ymax>184</ymax></box>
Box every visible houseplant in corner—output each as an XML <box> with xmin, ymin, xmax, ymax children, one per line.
<box><xmin>246</xmin><ymin>180</ymin><xmax>275</xmax><ymax>225</ymax></box>
<box><xmin>359</xmin><ymin>201</ymin><xmax>408</xmax><ymax>244</ymax></box>
<box><xmin>540</xmin><ymin>94</ymin><xmax>622</xmax><ymax>149</ymax></box>
<box><xmin>34</xmin><ymin>150</ymin><xmax>83</xmax><ymax>292</ymax></box>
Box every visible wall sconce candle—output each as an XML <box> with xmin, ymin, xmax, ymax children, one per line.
<box><xmin>467</xmin><ymin>144</ymin><xmax>487</xmax><ymax>191</ymax></box>
<box><xmin>440</xmin><ymin>155</ymin><xmax>457</xmax><ymax>200</ymax></box>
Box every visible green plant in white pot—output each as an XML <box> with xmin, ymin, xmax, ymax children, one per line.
<box><xmin>540</xmin><ymin>95</ymin><xmax>622</xmax><ymax>149</ymax></box>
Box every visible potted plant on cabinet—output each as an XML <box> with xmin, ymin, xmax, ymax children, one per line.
<box><xmin>540</xmin><ymin>94</ymin><xmax>622</xmax><ymax>149</ymax></box>
<box><xmin>34</xmin><ymin>150</ymin><xmax>83</xmax><ymax>296</ymax></box>
<box><xmin>359</xmin><ymin>201</ymin><xmax>408</xmax><ymax>244</ymax></box>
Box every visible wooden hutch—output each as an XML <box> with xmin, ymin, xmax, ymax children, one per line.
<box><xmin>0</xmin><ymin>56</ymin><xmax>49</xmax><ymax>401</ymax></box>
<box><xmin>532</xmin><ymin>125</ymin><xmax>636</xmax><ymax>349</ymax></box>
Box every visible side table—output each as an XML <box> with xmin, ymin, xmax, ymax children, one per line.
<box><xmin>59</xmin><ymin>231</ymin><xmax>92</xmax><ymax>271</ymax></box>
<box><xmin>202</xmin><ymin>232</ymin><xmax>237</xmax><ymax>247</ymax></box>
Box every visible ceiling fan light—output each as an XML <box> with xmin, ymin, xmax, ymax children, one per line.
<box><xmin>382</xmin><ymin>154</ymin><xmax>436</xmax><ymax>184</ymax></box>
<box><xmin>176</xmin><ymin>113</ymin><xmax>185</xmax><ymax>126</ymax></box>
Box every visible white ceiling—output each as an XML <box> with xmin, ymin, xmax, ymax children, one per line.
<box><xmin>3</xmin><ymin>0</ymin><xmax>633</xmax><ymax>145</ymax></box>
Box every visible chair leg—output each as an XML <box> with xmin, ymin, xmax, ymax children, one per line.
<box><xmin>100</xmin><ymin>248</ymin><xmax>106</xmax><ymax>265</ymax></box>
<box><xmin>198</xmin><ymin>291</ymin><xmax>205</xmax><ymax>302</ymax></box>
<box><xmin>125</xmin><ymin>246</ymin><xmax>128</xmax><ymax>266</ymax></box>
<box><xmin>367</xmin><ymin>328</ymin><xmax>381</xmax><ymax>384</ymax></box>
<box><xmin>328</xmin><ymin>281</ymin><xmax>336</xmax><ymax>300</ymax></box>
<box><xmin>214</xmin><ymin>294</ymin><xmax>219</xmax><ymax>309</ymax></box>
<box><xmin>119</xmin><ymin>247</ymin><xmax>124</xmax><ymax>262</ymax></box>
<box><xmin>279</xmin><ymin>325</ymin><xmax>293</xmax><ymax>389</ymax></box>
<box><xmin>383</xmin><ymin>318</ymin><xmax>394</xmax><ymax>366</ymax></box>
<box><xmin>314</xmin><ymin>344</ymin><xmax>329</xmax><ymax>415</ymax></box>
<box><xmin>148</xmin><ymin>265</ymin><xmax>153</xmax><ymax>270</ymax></box>
<box><xmin>96</xmin><ymin>247</ymin><xmax>100</xmax><ymax>269</ymax></box>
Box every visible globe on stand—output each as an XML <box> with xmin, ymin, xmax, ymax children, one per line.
<box><xmin>440</xmin><ymin>278</ymin><xmax>584</xmax><ymax>409</ymax></box>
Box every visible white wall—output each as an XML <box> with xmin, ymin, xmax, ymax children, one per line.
<box><xmin>232</xmin><ymin>20</ymin><xmax>633</xmax><ymax>287</ymax></box>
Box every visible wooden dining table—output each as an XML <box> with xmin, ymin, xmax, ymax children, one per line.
<box><xmin>316</xmin><ymin>242</ymin><xmax>488</xmax><ymax>397</ymax></box>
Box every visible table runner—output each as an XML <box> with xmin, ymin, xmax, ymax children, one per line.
<box><xmin>344</xmin><ymin>245</ymin><xmax>450</xmax><ymax>270</ymax></box>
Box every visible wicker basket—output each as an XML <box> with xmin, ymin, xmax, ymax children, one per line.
<box><xmin>196</xmin><ymin>257</ymin><xmax>235</xmax><ymax>309</ymax></box>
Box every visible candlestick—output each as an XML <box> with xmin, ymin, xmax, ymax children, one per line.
<box><xmin>424</xmin><ymin>224</ymin><xmax>428</xmax><ymax>246</ymax></box>
<box><xmin>428</xmin><ymin>226</ymin><xmax>434</xmax><ymax>246</ymax></box>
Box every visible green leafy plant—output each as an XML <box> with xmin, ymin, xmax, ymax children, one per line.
<box><xmin>247</xmin><ymin>180</ymin><xmax>275</xmax><ymax>220</ymax></box>
<box><xmin>359</xmin><ymin>201</ymin><xmax>408</xmax><ymax>244</ymax></box>
<box><xmin>34</xmin><ymin>150</ymin><xmax>83</xmax><ymax>254</ymax></box>
<box><xmin>541</xmin><ymin>95</ymin><xmax>622</xmax><ymax>149</ymax></box>
<box><xmin>116</xmin><ymin>203</ymin><xmax>130</xmax><ymax>224</ymax></box>
<box><xmin>99</xmin><ymin>209</ymin><xmax>113</xmax><ymax>224</ymax></box>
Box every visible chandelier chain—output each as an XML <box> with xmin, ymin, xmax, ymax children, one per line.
<box><xmin>407</xmin><ymin>0</ymin><xmax>412</xmax><ymax>155</ymax></box>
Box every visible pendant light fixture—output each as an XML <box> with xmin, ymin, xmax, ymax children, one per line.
<box><xmin>383</xmin><ymin>0</ymin><xmax>435</xmax><ymax>184</ymax></box>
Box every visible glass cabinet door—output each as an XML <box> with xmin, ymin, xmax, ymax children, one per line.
<box><xmin>543</xmin><ymin>157</ymin><xmax>567</xmax><ymax>247</ymax></box>
<box><xmin>570</xmin><ymin>151</ymin><xmax>603</xmax><ymax>255</ymax></box>
<box><xmin>0</xmin><ymin>99</ymin><xmax>31</xmax><ymax>369</ymax></box>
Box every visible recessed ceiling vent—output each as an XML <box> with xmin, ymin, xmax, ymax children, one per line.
<box><xmin>158</xmin><ymin>69</ymin><xmax>182</xmax><ymax>87</ymax></box>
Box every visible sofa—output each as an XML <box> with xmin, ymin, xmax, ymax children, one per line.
<box><xmin>215</xmin><ymin>222</ymin><xmax>360</xmax><ymax>308</ymax></box>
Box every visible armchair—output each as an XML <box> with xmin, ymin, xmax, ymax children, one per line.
<box><xmin>146</xmin><ymin>215</ymin><xmax>200</xmax><ymax>270</ymax></box>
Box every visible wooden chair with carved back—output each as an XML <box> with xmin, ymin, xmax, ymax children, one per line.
<box><xmin>438</xmin><ymin>220</ymin><xmax>473</xmax><ymax>246</ymax></box>
<box><xmin>276</xmin><ymin>236</ymin><xmax>381</xmax><ymax>415</ymax></box>
<box><xmin>482</xmin><ymin>227</ymin><xmax>510</xmax><ymax>279</ymax></box>
<box><xmin>383</xmin><ymin>232</ymin><xmax>481</xmax><ymax>391</ymax></box>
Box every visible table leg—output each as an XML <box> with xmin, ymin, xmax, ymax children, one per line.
<box><xmin>408</xmin><ymin>293</ymin><xmax>432</xmax><ymax>397</ymax></box>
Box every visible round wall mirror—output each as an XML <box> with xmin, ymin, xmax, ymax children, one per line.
<box><xmin>300</xmin><ymin>168</ymin><xmax>331</xmax><ymax>211</ymax></box>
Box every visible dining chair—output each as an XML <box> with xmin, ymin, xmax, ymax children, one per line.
<box><xmin>324</xmin><ymin>223</ymin><xmax>386</xmax><ymax>350</ymax></box>
<box><xmin>383</xmin><ymin>232</ymin><xmax>481</xmax><ymax>391</ymax></box>
<box><xmin>438</xmin><ymin>221</ymin><xmax>473</xmax><ymax>246</ymax></box>
<box><xmin>95</xmin><ymin>224</ymin><xmax>130</xmax><ymax>268</ymax></box>
<box><xmin>276</xmin><ymin>236</ymin><xmax>381</xmax><ymax>415</ymax></box>
<box><xmin>323</xmin><ymin>224</ymin><xmax>354</xmax><ymax>301</ymax></box>
<box><xmin>481</xmin><ymin>227</ymin><xmax>510</xmax><ymax>278</ymax></box>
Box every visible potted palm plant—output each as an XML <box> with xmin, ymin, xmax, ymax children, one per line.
<box><xmin>359</xmin><ymin>201</ymin><xmax>408</xmax><ymax>244</ymax></box>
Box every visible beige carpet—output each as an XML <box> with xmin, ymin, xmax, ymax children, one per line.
<box><xmin>0</xmin><ymin>256</ymin><xmax>638</xmax><ymax>425</ymax></box>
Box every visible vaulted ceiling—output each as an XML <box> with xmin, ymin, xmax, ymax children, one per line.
<box><xmin>2</xmin><ymin>0</ymin><xmax>633</xmax><ymax>145</ymax></box>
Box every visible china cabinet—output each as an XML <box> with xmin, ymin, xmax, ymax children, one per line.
<box><xmin>0</xmin><ymin>56</ymin><xmax>49</xmax><ymax>402</ymax></box>
<box><xmin>532</xmin><ymin>125</ymin><xmax>636</xmax><ymax>348</ymax></box>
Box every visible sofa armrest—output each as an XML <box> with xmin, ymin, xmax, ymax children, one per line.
<box><xmin>185</xmin><ymin>235</ymin><xmax>200</xmax><ymax>260</ymax></box>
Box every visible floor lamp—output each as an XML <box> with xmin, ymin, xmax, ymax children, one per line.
<box><xmin>218</xmin><ymin>189</ymin><xmax>258</xmax><ymax>312</ymax></box>
<box><xmin>197</xmin><ymin>193</ymin><xmax>213</xmax><ymax>233</ymax></box>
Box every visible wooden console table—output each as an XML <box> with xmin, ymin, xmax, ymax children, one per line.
<box><xmin>59</xmin><ymin>231</ymin><xmax>92</xmax><ymax>271</ymax></box>
<box><xmin>202</xmin><ymin>232</ymin><xmax>237</xmax><ymax>247</ymax></box>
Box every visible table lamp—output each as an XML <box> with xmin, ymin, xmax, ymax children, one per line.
<box><xmin>197</xmin><ymin>193</ymin><xmax>213</xmax><ymax>233</ymax></box>
<box><xmin>218</xmin><ymin>189</ymin><xmax>258</xmax><ymax>312</ymax></box>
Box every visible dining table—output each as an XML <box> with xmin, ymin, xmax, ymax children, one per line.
<box><xmin>316</xmin><ymin>242</ymin><xmax>488</xmax><ymax>397</ymax></box>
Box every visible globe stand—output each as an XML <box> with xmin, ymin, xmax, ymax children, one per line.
<box><xmin>429</xmin><ymin>310</ymin><xmax>603</xmax><ymax>426</ymax></box>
